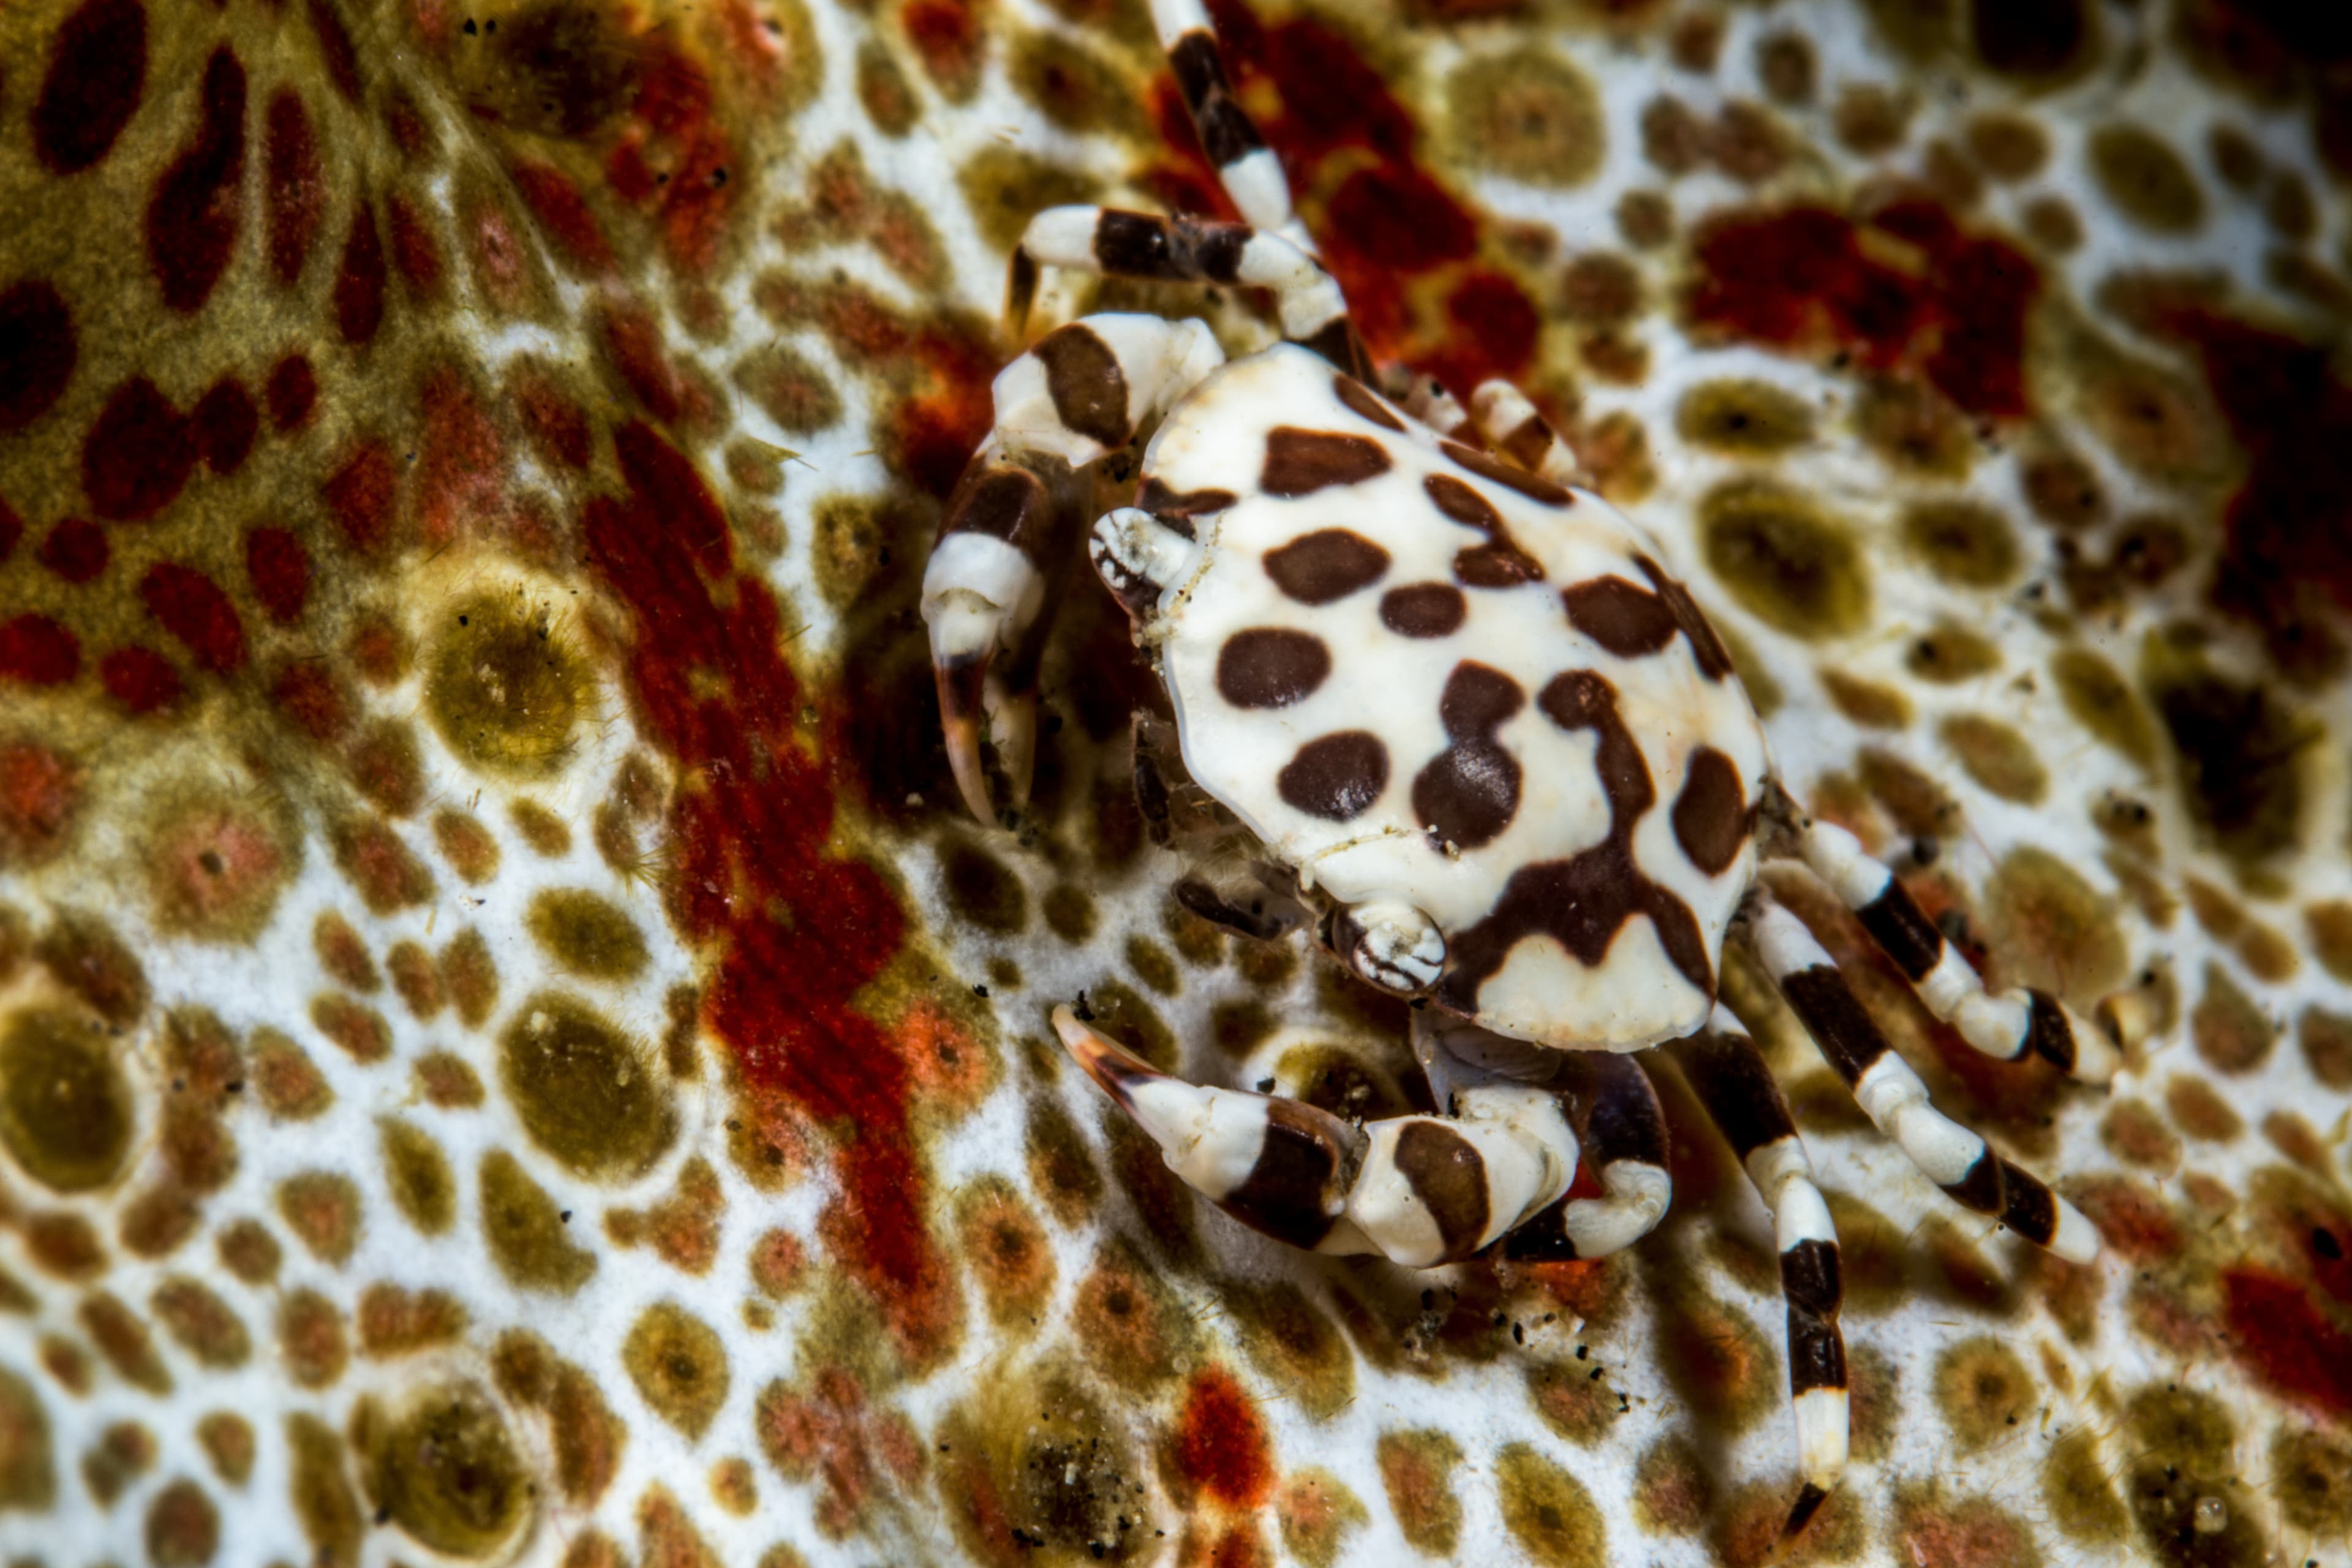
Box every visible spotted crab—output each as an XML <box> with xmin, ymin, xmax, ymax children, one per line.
<box><xmin>918</xmin><ymin>0</ymin><xmax>2136</xmax><ymax>1532</ymax></box>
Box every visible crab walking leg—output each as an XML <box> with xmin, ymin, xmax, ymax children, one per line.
<box><xmin>1747</xmin><ymin>902</ymin><xmax>2101</xmax><ymax>1264</ymax></box>
<box><xmin>1466</xmin><ymin>381</ymin><xmax>1581</xmax><ymax>488</ymax></box>
<box><xmin>1008</xmin><ymin>206</ymin><xmax>1360</xmax><ymax>374</ymax></box>
<box><xmin>1054</xmin><ymin>1007</ymin><xmax>1578</xmax><ymax>1265</ymax></box>
<box><xmin>922</xmin><ymin>315</ymin><xmax>1226</xmax><ymax>821</ymax></box>
<box><xmin>1666</xmin><ymin>1012</ymin><xmax>1849</xmax><ymax>1533</ymax></box>
<box><xmin>1501</xmin><ymin>1052</ymin><xmax>1673</xmax><ymax>1262</ymax></box>
<box><xmin>1147</xmin><ymin>0</ymin><xmax>1303</xmax><ymax>242</ymax></box>
<box><xmin>1796</xmin><ymin>821</ymin><xmax>2123</xmax><ymax>1083</ymax></box>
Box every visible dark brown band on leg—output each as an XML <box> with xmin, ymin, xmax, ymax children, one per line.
<box><xmin>2024</xmin><ymin>990</ymin><xmax>2078</xmax><ymax>1074</ymax></box>
<box><xmin>1784</xmin><ymin>1483</ymin><xmax>1831</xmax><ymax>1538</ymax></box>
<box><xmin>1299</xmin><ymin>317</ymin><xmax>1371</xmax><ymax>380</ymax></box>
<box><xmin>1498</xmin><ymin>1199</ymin><xmax>1577</xmax><ymax>1262</ymax></box>
<box><xmin>1773</xmin><ymin>967</ymin><xmax>1888</xmax><ymax>1086</ymax></box>
<box><xmin>1787</xmin><ymin>1306</ymin><xmax>1848</xmax><ymax>1396</ymax></box>
<box><xmin>1169</xmin><ymin>29</ymin><xmax>1267</xmax><ymax>169</ymax></box>
<box><xmin>1220</xmin><ymin>1099</ymin><xmax>1355</xmax><ymax>1249</ymax></box>
<box><xmin>1853</xmin><ymin>881</ymin><xmax>1943</xmax><ymax>982</ymax></box>
<box><xmin>1996</xmin><ymin>1158</ymin><xmax>2058</xmax><ymax>1247</ymax></box>
<box><xmin>1667</xmin><ymin>1028</ymin><xmax>1796</xmax><ymax>1160</ymax></box>
<box><xmin>1940</xmin><ymin>1147</ymin><xmax>2007</xmax><ymax>1217</ymax></box>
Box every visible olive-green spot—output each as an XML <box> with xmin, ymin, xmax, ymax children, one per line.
<box><xmin>1984</xmin><ymin>845</ymin><xmax>2128</xmax><ymax>1003</ymax></box>
<box><xmin>2043</xmin><ymin>1427</ymin><xmax>2127</xmax><ymax>1541</ymax></box>
<box><xmin>1008</xmin><ymin>28</ymin><xmax>1144</xmax><ymax>137</ymax></box>
<box><xmin>357</xmin><ymin>1382</ymin><xmax>532</xmax><ymax>1558</ymax></box>
<box><xmin>1042</xmin><ymin>883</ymin><xmax>1096</xmax><ymax>943</ymax></box>
<box><xmin>480</xmin><ymin>1150</ymin><xmax>597</xmax><ymax>1294</ymax></box>
<box><xmin>1901</xmin><ymin>498</ymin><xmax>2021</xmax><ymax>588</ymax></box>
<box><xmin>0</xmin><ymin>1365</ymin><xmax>55</xmax><ymax>1510</ymax></box>
<box><xmin>424</xmin><ymin>592</ymin><xmax>591</xmax><ymax>777</ymax></box>
<box><xmin>1907</xmin><ymin>620</ymin><xmax>2002</xmax><ymax>683</ymax></box>
<box><xmin>940</xmin><ymin>844</ymin><xmax>1027</xmax><ymax>936</ymax></box>
<box><xmin>0</xmin><ymin>1006</ymin><xmax>132</xmax><ymax>1193</ymax></box>
<box><xmin>2143</xmin><ymin>637</ymin><xmax>2313</xmax><ymax>867</ymax></box>
<box><xmin>499</xmin><ymin>991</ymin><xmax>676</xmax><ymax>1181</ymax></box>
<box><xmin>2051</xmin><ymin>647</ymin><xmax>2157</xmax><ymax>768</ymax></box>
<box><xmin>380</xmin><ymin>1119</ymin><xmax>456</xmax><ymax>1235</ymax></box>
<box><xmin>2271</xmin><ymin>1427</ymin><xmax>2352</xmax><ymax>1534</ymax></box>
<box><xmin>525</xmin><ymin>889</ymin><xmax>649</xmax><ymax>982</ymax></box>
<box><xmin>1940</xmin><ymin>713</ymin><xmax>2048</xmax><ymax>803</ymax></box>
<box><xmin>1126</xmin><ymin>935</ymin><xmax>1178</xmax><ymax>997</ymax></box>
<box><xmin>287</xmin><ymin>1412</ymin><xmax>362</xmax><ymax>1568</ymax></box>
<box><xmin>1676</xmin><ymin>379</ymin><xmax>1815</xmax><ymax>454</ymax></box>
<box><xmin>1698</xmin><ymin>479</ymin><xmax>1869</xmax><ymax>639</ymax></box>
<box><xmin>1495</xmin><ymin>1442</ymin><xmax>1606</xmax><ymax>1568</ymax></box>
<box><xmin>957</xmin><ymin>146</ymin><xmax>1099</xmax><ymax>254</ymax></box>
<box><xmin>1446</xmin><ymin>50</ymin><xmax>1604</xmax><ymax>189</ymax></box>
<box><xmin>1819</xmin><ymin>669</ymin><xmax>1912</xmax><ymax>728</ymax></box>
<box><xmin>1228</xmin><ymin>1281</ymin><xmax>1353</xmax><ymax>1421</ymax></box>
<box><xmin>2089</xmin><ymin>124</ymin><xmax>2204</xmax><ymax>235</ymax></box>
<box><xmin>1932</xmin><ymin>1336</ymin><xmax>2035</xmax><ymax>1452</ymax></box>
<box><xmin>1376</xmin><ymin>1430</ymin><xmax>1464</xmax><ymax>1555</ymax></box>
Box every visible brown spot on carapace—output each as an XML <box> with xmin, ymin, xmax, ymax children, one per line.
<box><xmin>1216</xmin><ymin>627</ymin><xmax>1331</xmax><ymax>709</ymax></box>
<box><xmin>1381</xmin><ymin>582</ymin><xmax>1466</xmax><ymax>638</ymax></box>
<box><xmin>1413</xmin><ymin>662</ymin><xmax>1525</xmax><ymax>851</ymax></box>
<box><xmin>1262</xmin><ymin>427</ymin><xmax>1392</xmax><ymax>496</ymax></box>
<box><xmin>1278</xmin><ymin>731</ymin><xmax>1389</xmax><ymax>821</ymax></box>
<box><xmin>1263</xmin><ymin>529</ymin><xmax>1391</xmax><ymax>605</ymax></box>
<box><xmin>1672</xmin><ymin>748</ymin><xmax>1748</xmax><ymax>876</ymax></box>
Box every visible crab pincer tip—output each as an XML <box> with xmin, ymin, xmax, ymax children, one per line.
<box><xmin>1052</xmin><ymin>1006</ymin><xmax>1158</xmax><ymax>1105</ymax></box>
<box><xmin>1780</xmin><ymin>1482</ymin><xmax>1830</xmax><ymax>1542</ymax></box>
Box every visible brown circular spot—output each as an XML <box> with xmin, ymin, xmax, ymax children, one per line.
<box><xmin>1278</xmin><ymin>732</ymin><xmax>1389</xmax><ymax>821</ymax></box>
<box><xmin>1561</xmin><ymin>575</ymin><xmax>1676</xmax><ymax>657</ymax></box>
<box><xmin>1414</xmin><ymin>663</ymin><xmax>1526</xmax><ymax>850</ymax></box>
<box><xmin>1263</xmin><ymin>529</ymin><xmax>1391</xmax><ymax>605</ymax></box>
<box><xmin>1671</xmin><ymin>747</ymin><xmax>1747</xmax><ymax>875</ymax></box>
<box><xmin>1381</xmin><ymin>583</ymin><xmax>1466</xmax><ymax>638</ymax></box>
<box><xmin>1216</xmin><ymin>628</ymin><xmax>1330</xmax><ymax>709</ymax></box>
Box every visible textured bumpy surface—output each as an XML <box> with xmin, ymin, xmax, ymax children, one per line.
<box><xmin>2</xmin><ymin>1</ymin><xmax>2351</xmax><ymax>1566</ymax></box>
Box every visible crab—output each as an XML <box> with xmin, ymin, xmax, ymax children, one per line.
<box><xmin>919</xmin><ymin>0</ymin><xmax>2137</xmax><ymax>1534</ymax></box>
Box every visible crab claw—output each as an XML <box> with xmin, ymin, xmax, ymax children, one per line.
<box><xmin>921</xmin><ymin>473</ymin><xmax>1054</xmax><ymax>825</ymax></box>
<box><xmin>1053</xmin><ymin>1005</ymin><xmax>1365</xmax><ymax>1250</ymax></box>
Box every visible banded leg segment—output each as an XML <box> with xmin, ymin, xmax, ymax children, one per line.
<box><xmin>1502</xmin><ymin>1052</ymin><xmax>1672</xmax><ymax>1262</ymax></box>
<box><xmin>1667</xmin><ymin>1011</ymin><xmax>1847</xmax><ymax>1531</ymax></box>
<box><xmin>1150</xmin><ymin>0</ymin><xmax>1302</xmax><ymax>242</ymax></box>
<box><xmin>1468</xmin><ymin>380</ymin><xmax>1580</xmax><ymax>489</ymax></box>
<box><xmin>921</xmin><ymin>314</ymin><xmax>1225</xmax><ymax>821</ymax></box>
<box><xmin>1009</xmin><ymin>206</ymin><xmax>1361</xmax><ymax>374</ymax></box>
<box><xmin>1798</xmin><ymin>821</ymin><xmax>2122</xmax><ymax>1083</ymax></box>
<box><xmin>1748</xmin><ymin>902</ymin><xmax>2100</xmax><ymax>1264</ymax></box>
<box><xmin>1055</xmin><ymin>1006</ymin><xmax>1577</xmax><ymax>1267</ymax></box>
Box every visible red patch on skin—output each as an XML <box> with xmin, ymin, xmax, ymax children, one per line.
<box><xmin>32</xmin><ymin>0</ymin><xmax>148</xmax><ymax>175</ymax></box>
<box><xmin>900</xmin><ymin>0</ymin><xmax>984</xmax><ymax>95</ymax></box>
<box><xmin>146</xmin><ymin>47</ymin><xmax>247</xmax><ymax>314</ymax></box>
<box><xmin>305</xmin><ymin>0</ymin><xmax>362</xmax><ymax>102</ymax></box>
<box><xmin>82</xmin><ymin>377</ymin><xmax>194</xmax><ymax>522</ymax></box>
<box><xmin>265</xmin><ymin>89</ymin><xmax>325</xmax><ymax>286</ymax></box>
<box><xmin>417</xmin><ymin>365</ymin><xmax>505</xmax><ymax>546</ymax></box>
<box><xmin>386</xmin><ymin>190</ymin><xmax>445</xmax><ymax>298</ymax></box>
<box><xmin>605</xmin><ymin>46</ymin><xmax>737</xmax><ymax>272</ymax></box>
<box><xmin>2067</xmin><ymin>1174</ymin><xmax>2180</xmax><ymax>1263</ymax></box>
<box><xmin>334</xmin><ymin>196</ymin><xmax>388</xmax><ymax>345</ymax></box>
<box><xmin>584</xmin><ymin>423</ymin><xmax>948</xmax><ymax>1353</ymax></box>
<box><xmin>191</xmin><ymin>377</ymin><xmax>257</xmax><ymax>474</ymax></box>
<box><xmin>322</xmin><ymin>441</ymin><xmax>399</xmax><ymax>552</ymax></box>
<box><xmin>1689</xmin><ymin>203</ymin><xmax>2039</xmax><ymax>420</ymax></box>
<box><xmin>461</xmin><ymin>197</ymin><xmax>533</xmax><ymax>313</ymax></box>
<box><xmin>100</xmin><ymin>646</ymin><xmax>183</xmax><ymax>714</ymax></box>
<box><xmin>1211</xmin><ymin>1528</ymin><xmax>1265</xmax><ymax>1568</ymax></box>
<box><xmin>0</xmin><ymin>281</ymin><xmax>78</xmax><ymax>431</ymax></box>
<box><xmin>140</xmin><ymin>563</ymin><xmax>247</xmax><ymax>673</ymax></box>
<box><xmin>37</xmin><ymin>518</ymin><xmax>108</xmax><ymax>583</ymax></box>
<box><xmin>510</xmin><ymin>366</ymin><xmax>592</xmax><ymax>469</ymax></box>
<box><xmin>1167</xmin><ymin>6</ymin><xmax>1536</xmax><ymax>393</ymax></box>
<box><xmin>0</xmin><ymin>616</ymin><xmax>81</xmax><ymax>686</ymax></box>
<box><xmin>1174</xmin><ymin>1366</ymin><xmax>1272</xmax><ymax>1507</ymax></box>
<box><xmin>2224</xmin><ymin>1268</ymin><xmax>2352</xmax><ymax>1419</ymax></box>
<box><xmin>600</xmin><ymin>304</ymin><xmax>685</xmax><ymax>422</ymax></box>
<box><xmin>770</xmin><ymin>280</ymin><xmax>996</xmax><ymax>497</ymax></box>
<box><xmin>245</xmin><ymin>526</ymin><xmax>312</xmax><ymax>622</ymax></box>
<box><xmin>266</xmin><ymin>354</ymin><xmax>318</xmax><ymax>431</ymax></box>
<box><xmin>0</xmin><ymin>744</ymin><xmax>81</xmax><ymax>864</ymax></box>
<box><xmin>510</xmin><ymin>160</ymin><xmax>614</xmax><ymax>274</ymax></box>
<box><xmin>384</xmin><ymin>88</ymin><xmax>434</xmax><ymax>160</ymax></box>
<box><xmin>270</xmin><ymin>661</ymin><xmax>348</xmax><ymax>741</ymax></box>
